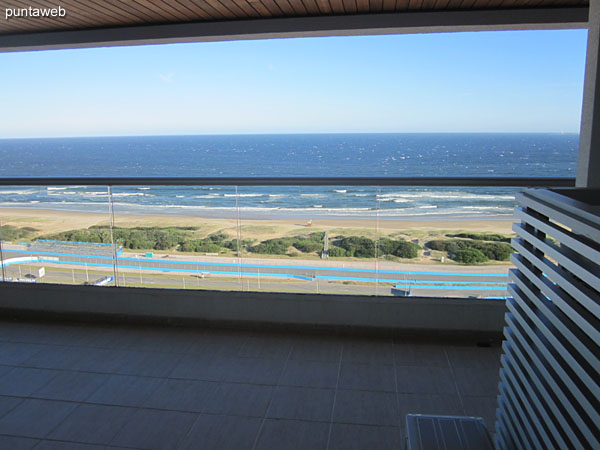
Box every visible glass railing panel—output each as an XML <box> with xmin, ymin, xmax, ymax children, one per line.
<box><xmin>0</xmin><ymin>185</ymin><xmax>117</xmax><ymax>286</ymax></box>
<box><xmin>233</xmin><ymin>184</ymin><xmax>516</xmax><ymax>298</ymax></box>
<box><xmin>108</xmin><ymin>185</ymin><xmax>243</xmax><ymax>291</ymax></box>
<box><xmin>236</xmin><ymin>185</ymin><xmax>317</xmax><ymax>294</ymax></box>
<box><xmin>375</xmin><ymin>186</ymin><xmax>516</xmax><ymax>298</ymax></box>
<box><xmin>234</xmin><ymin>185</ymin><xmax>382</xmax><ymax>296</ymax></box>
<box><xmin>0</xmin><ymin>182</ymin><xmax>517</xmax><ymax>298</ymax></box>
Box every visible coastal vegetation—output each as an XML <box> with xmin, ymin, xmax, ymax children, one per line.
<box><xmin>180</xmin><ymin>235</ymin><xmax>252</xmax><ymax>253</ymax></box>
<box><xmin>425</xmin><ymin>236</ymin><xmax>513</xmax><ymax>263</ymax></box>
<box><xmin>39</xmin><ymin>226</ymin><xmax>422</xmax><ymax>259</ymax></box>
<box><xmin>8</xmin><ymin>223</ymin><xmax>513</xmax><ymax>264</ymax></box>
<box><xmin>42</xmin><ymin>225</ymin><xmax>194</xmax><ymax>251</ymax></box>
<box><xmin>0</xmin><ymin>224</ymin><xmax>38</xmax><ymax>241</ymax></box>
<box><xmin>445</xmin><ymin>232</ymin><xmax>511</xmax><ymax>243</ymax></box>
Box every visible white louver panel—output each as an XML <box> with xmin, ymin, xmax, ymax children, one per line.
<box><xmin>496</xmin><ymin>188</ymin><xmax>600</xmax><ymax>450</ymax></box>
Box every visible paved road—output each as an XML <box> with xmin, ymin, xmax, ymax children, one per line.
<box><xmin>2</xmin><ymin>244</ymin><xmax>510</xmax><ymax>297</ymax></box>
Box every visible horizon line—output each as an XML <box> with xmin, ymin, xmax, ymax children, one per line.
<box><xmin>0</xmin><ymin>131</ymin><xmax>581</xmax><ymax>140</ymax></box>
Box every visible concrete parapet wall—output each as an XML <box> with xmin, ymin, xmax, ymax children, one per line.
<box><xmin>0</xmin><ymin>283</ymin><xmax>506</xmax><ymax>339</ymax></box>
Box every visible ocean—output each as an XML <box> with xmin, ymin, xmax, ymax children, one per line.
<box><xmin>0</xmin><ymin>133</ymin><xmax>578</xmax><ymax>219</ymax></box>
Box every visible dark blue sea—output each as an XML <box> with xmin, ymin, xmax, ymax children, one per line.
<box><xmin>0</xmin><ymin>133</ymin><xmax>578</xmax><ymax>219</ymax></box>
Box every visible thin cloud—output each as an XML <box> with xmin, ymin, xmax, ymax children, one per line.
<box><xmin>158</xmin><ymin>72</ymin><xmax>175</xmax><ymax>83</ymax></box>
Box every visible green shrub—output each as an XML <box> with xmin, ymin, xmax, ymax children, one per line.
<box><xmin>0</xmin><ymin>225</ymin><xmax>38</xmax><ymax>241</ymax></box>
<box><xmin>307</xmin><ymin>232</ymin><xmax>325</xmax><ymax>241</ymax></box>
<box><xmin>250</xmin><ymin>238</ymin><xmax>294</xmax><ymax>255</ymax></box>
<box><xmin>471</xmin><ymin>241</ymin><xmax>512</xmax><ymax>261</ymax></box>
<box><xmin>292</xmin><ymin>239</ymin><xmax>323</xmax><ymax>253</ymax></box>
<box><xmin>378</xmin><ymin>238</ymin><xmax>420</xmax><ymax>258</ymax></box>
<box><xmin>179</xmin><ymin>239</ymin><xmax>222</xmax><ymax>253</ymax></box>
<box><xmin>223</xmin><ymin>239</ymin><xmax>253</xmax><ymax>251</ymax></box>
<box><xmin>43</xmin><ymin>226</ymin><xmax>191</xmax><ymax>251</ymax></box>
<box><xmin>207</xmin><ymin>232</ymin><xmax>229</xmax><ymax>243</ymax></box>
<box><xmin>112</xmin><ymin>227</ymin><xmax>188</xmax><ymax>250</ymax></box>
<box><xmin>327</xmin><ymin>247</ymin><xmax>347</xmax><ymax>257</ymax></box>
<box><xmin>426</xmin><ymin>239</ymin><xmax>512</xmax><ymax>261</ymax></box>
<box><xmin>425</xmin><ymin>239</ymin><xmax>468</xmax><ymax>253</ymax></box>
<box><xmin>447</xmin><ymin>232</ymin><xmax>511</xmax><ymax>243</ymax></box>
<box><xmin>450</xmin><ymin>248</ymin><xmax>488</xmax><ymax>264</ymax></box>
<box><xmin>337</xmin><ymin>236</ymin><xmax>376</xmax><ymax>258</ymax></box>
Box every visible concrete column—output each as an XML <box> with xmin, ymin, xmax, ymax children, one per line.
<box><xmin>578</xmin><ymin>0</ymin><xmax>600</xmax><ymax>187</ymax></box>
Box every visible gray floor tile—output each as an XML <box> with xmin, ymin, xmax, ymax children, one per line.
<box><xmin>32</xmin><ymin>371</ymin><xmax>109</xmax><ymax>402</ymax></box>
<box><xmin>0</xmin><ymin>365</ymin><xmax>12</xmax><ymax>378</ymax></box>
<box><xmin>71</xmin><ymin>349</ymin><xmax>140</xmax><ymax>374</ymax></box>
<box><xmin>255</xmin><ymin>419</ymin><xmax>329</xmax><ymax>450</ymax></box>
<box><xmin>115</xmin><ymin>327</ymin><xmax>169</xmax><ymax>352</ymax></box>
<box><xmin>396</xmin><ymin>366</ymin><xmax>459</xmax><ymax>395</ymax></box>
<box><xmin>328</xmin><ymin>423</ymin><xmax>402</xmax><ymax>450</ymax></box>
<box><xmin>266</xmin><ymin>386</ymin><xmax>334</xmax><ymax>422</ymax></box>
<box><xmin>168</xmin><ymin>354</ymin><xmax>223</xmax><ymax>381</ymax></box>
<box><xmin>397</xmin><ymin>393</ymin><xmax>464</xmax><ymax>426</ymax></box>
<box><xmin>220</xmin><ymin>357</ymin><xmax>285</xmax><ymax>385</ymax></box>
<box><xmin>0</xmin><ymin>399</ymin><xmax>77</xmax><ymax>438</ymax></box>
<box><xmin>279</xmin><ymin>359</ymin><xmax>339</xmax><ymax>389</ymax></box>
<box><xmin>238</xmin><ymin>336</ymin><xmax>293</xmax><ymax>359</ymax></box>
<box><xmin>47</xmin><ymin>404</ymin><xmax>136</xmax><ymax>445</ymax></box>
<box><xmin>0</xmin><ymin>322</ymin><xmax>504</xmax><ymax>450</ymax></box>
<box><xmin>178</xmin><ymin>414</ymin><xmax>262</xmax><ymax>450</ymax></box>
<box><xmin>454</xmin><ymin>367</ymin><xmax>500</xmax><ymax>397</ymax></box>
<box><xmin>86</xmin><ymin>374</ymin><xmax>161</xmax><ymax>407</ymax></box>
<box><xmin>2</xmin><ymin>323</ymin><xmax>55</xmax><ymax>344</ymax></box>
<box><xmin>193</xmin><ymin>329</ymin><xmax>251</xmax><ymax>356</ymax></box>
<box><xmin>0</xmin><ymin>321</ymin><xmax>18</xmax><ymax>340</ymax></box>
<box><xmin>393</xmin><ymin>343</ymin><xmax>449</xmax><ymax>367</ymax></box>
<box><xmin>32</xmin><ymin>441</ymin><xmax>105</xmax><ymax>450</ymax></box>
<box><xmin>0</xmin><ymin>322</ymin><xmax>28</xmax><ymax>342</ymax></box>
<box><xmin>342</xmin><ymin>339</ymin><xmax>394</xmax><ymax>365</ymax></box>
<box><xmin>153</xmin><ymin>329</ymin><xmax>198</xmax><ymax>354</ymax></box>
<box><xmin>462</xmin><ymin>395</ymin><xmax>499</xmax><ymax>429</ymax></box>
<box><xmin>26</xmin><ymin>326</ymin><xmax>91</xmax><ymax>347</ymax></box>
<box><xmin>202</xmin><ymin>382</ymin><xmax>273</xmax><ymax>417</ymax></box>
<box><xmin>75</xmin><ymin>326</ymin><xmax>137</xmax><ymax>350</ymax></box>
<box><xmin>0</xmin><ymin>395</ymin><xmax>23</xmax><ymax>419</ymax></box>
<box><xmin>143</xmin><ymin>378</ymin><xmax>218</xmax><ymax>412</ymax></box>
<box><xmin>338</xmin><ymin>362</ymin><xmax>395</xmax><ymax>392</ymax></box>
<box><xmin>290</xmin><ymin>337</ymin><xmax>342</xmax><ymax>362</ymax></box>
<box><xmin>446</xmin><ymin>345</ymin><xmax>503</xmax><ymax>370</ymax></box>
<box><xmin>333</xmin><ymin>390</ymin><xmax>398</xmax><ymax>426</ymax></box>
<box><xmin>110</xmin><ymin>409</ymin><xmax>198</xmax><ymax>450</ymax></box>
<box><xmin>22</xmin><ymin>346</ymin><xmax>88</xmax><ymax>371</ymax></box>
<box><xmin>113</xmin><ymin>351</ymin><xmax>182</xmax><ymax>378</ymax></box>
<box><xmin>0</xmin><ymin>367</ymin><xmax>60</xmax><ymax>397</ymax></box>
<box><xmin>0</xmin><ymin>435</ymin><xmax>39</xmax><ymax>450</ymax></box>
<box><xmin>0</xmin><ymin>342</ymin><xmax>45</xmax><ymax>365</ymax></box>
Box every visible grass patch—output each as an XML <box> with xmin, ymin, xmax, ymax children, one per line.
<box><xmin>446</xmin><ymin>232</ymin><xmax>512</xmax><ymax>243</ymax></box>
<box><xmin>0</xmin><ymin>225</ymin><xmax>38</xmax><ymax>241</ymax></box>
<box><xmin>425</xmin><ymin>239</ymin><xmax>513</xmax><ymax>263</ymax></box>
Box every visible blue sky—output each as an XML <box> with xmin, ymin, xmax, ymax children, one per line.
<box><xmin>0</xmin><ymin>29</ymin><xmax>588</xmax><ymax>137</ymax></box>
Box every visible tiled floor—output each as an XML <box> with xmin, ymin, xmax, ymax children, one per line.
<box><xmin>0</xmin><ymin>320</ymin><xmax>502</xmax><ymax>450</ymax></box>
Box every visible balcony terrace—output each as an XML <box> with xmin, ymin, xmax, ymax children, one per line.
<box><xmin>0</xmin><ymin>318</ymin><xmax>501</xmax><ymax>450</ymax></box>
<box><xmin>1</xmin><ymin>0</ymin><xmax>599</xmax><ymax>448</ymax></box>
<box><xmin>0</xmin><ymin>177</ymin><xmax>556</xmax><ymax>449</ymax></box>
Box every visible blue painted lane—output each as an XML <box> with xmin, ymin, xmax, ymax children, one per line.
<box><xmin>394</xmin><ymin>285</ymin><xmax>508</xmax><ymax>291</ymax></box>
<box><xmin>27</xmin><ymin>256</ymin><xmax>509</xmax><ymax>286</ymax></box>
<box><xmin>4</xmin><ymin>248</ymin><xmax>509</xmax><ymax>278</ymax></box>
<box><xmin>36</xmin><ymin>258</ymin><xmax>314</xmax><ymax>281</ymax></box>
<box><xmin>2</xmin><ymin>254</ymin><xmax>509</xmax><ymax>292</ymax></box>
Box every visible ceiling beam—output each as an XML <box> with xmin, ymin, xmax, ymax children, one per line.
<box><xmin>0</xmin><ymin>7</ymin><xmax>589</xmax><ymax>53</ymax></box>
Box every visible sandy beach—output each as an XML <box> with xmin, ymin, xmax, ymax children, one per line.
<box><xmin>0</xmin><ymin>207</ymin><xmax>516</xmax><ymax>239</ymax></box>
